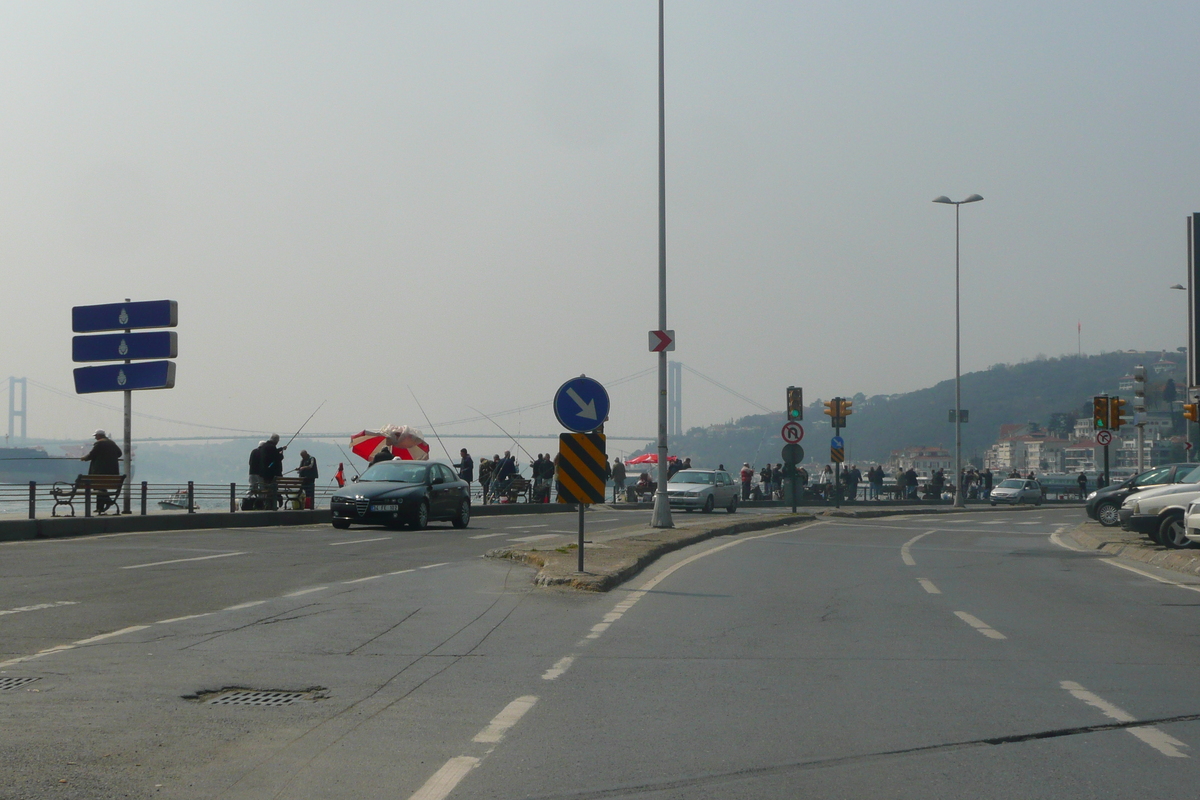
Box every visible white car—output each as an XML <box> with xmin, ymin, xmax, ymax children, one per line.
<box><xmin>666</xmin><ymin>469</ymin><xmax>739</xmax><ymax>513</ymax></box>
<box><xmin>989</xmin><ymin>478</ymin><xmax>1043</xmax><ymax>506</ymax></box>
<box><xmin>1120</xmin><ymin>482</ymin><xmax>1200</xmax><ymax>548</ymax></box>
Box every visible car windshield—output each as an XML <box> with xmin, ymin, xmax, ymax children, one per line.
<box><xmin>1181</xmin><ymin>465</ymin><xmax>1200</xmax><ymax>483</ymax></box>
<box><xmin>997</xmin><ymin>479</ymin><xmax>1024</xmax><ymax>489</ymax></box>
<box><xmin>670</xmin><ymin>471</ymin><xmax>713</xmax><ymax>484</ymax></box>
<box><xmin>360</xmin><ymin>462</ymin><xmax>428</xmax><ymax>483</ymax></box>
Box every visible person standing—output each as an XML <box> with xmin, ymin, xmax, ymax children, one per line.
<box><xmin>611</xmin><ymin>457</ymin><xmax>627</xmax><ymax>503</ymax></box>
<box><xmin>297</xmin><ymin>450</ymin><xmax>318</xmax><ymax>510</ymax></box>
<box><xmin>740</xmin><ymin>462</ymin><xmax>754</xmax><ymax>501</ymax></box>
<box><xmin>260</xmin><ymin>434</ymin><xmax>286</xmax><ymax>510</ymax></box>
<box><xmin>247</xmin><ymin>441</ymin><xmax>266</xmax><ymax>506</ymax></box>
<box><xmin>760</xmin><ymin>465</ymin><xmax>773</xmax><ymax>499</ymax></box>
<box><xmin>458</xmin><ymin>448</ymin><xmax>474</xmax><ymax>488</ymax></box>
<box><xmin>982</xmin><ymin>468</ymin><xmax>994</xmax><ymax>498</ymax></box>
<box><xmin>81</xmin><ymin>429</ymin><xmax>122</xmax><ymax>513</ymax></box>
<box><xmin>1077</xmin><ymin>470</ymin><xmax>1088</xmax><ymax>500</ymax></box>
<box><xmin>479</xmin><ymin>457</ymin><xmax>494</xmax><ymax>504</ymax></box>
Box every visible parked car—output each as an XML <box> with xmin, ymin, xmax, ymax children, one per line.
<box><xmin>330</xmin><ymin>460</ymin><xmax>470</xmax><ymax>530</ymax></box>
<box><xmin>666</xmin><ymin>469</ymin><xmax>739</xmax><ymax>513</ymax></box>
<box><xmin>989</xmin><ymin>478</ymin><xmax>1043</xmax><ymax>506</ymax></box>
<box><xmin>1118</xmin><ymin>481</ymin><xmax>1200</xmax><ymax>548</ymax></box>
<box><xmin>1183</xmin><ymin>500</ymin><xmax>1200</xmax><ymax>547</ymax></box>
<box><xmin>1085</xmin><ymin>463</ymin><xmax>1197</xmax><ymax>527</ymax></box>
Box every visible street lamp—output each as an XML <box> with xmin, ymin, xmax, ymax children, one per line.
<box><xmin>1172</xmin><ymin>283</ymin><xmax>1189</xmax><ymax>460</ymax></box>
<box><xmin>933</xmin><ymin>194</ymin><xmax>984</xmax><ymax>509</ymax></box>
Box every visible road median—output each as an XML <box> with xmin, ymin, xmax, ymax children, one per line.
<box><xmin>1065</xmin><ymin>520</ymin><xmax>1200</xmax><ymax>579</ymax></box>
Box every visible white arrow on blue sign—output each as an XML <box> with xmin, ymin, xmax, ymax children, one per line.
<box><xmin>831</xmin><ymin>436</ymin><xmax>844</xmax><ymax>449</ymax></box>
<box><xmin>553</xmin><ymin>376</ymin><xmax>610</xmax><ymax>433</ymax></box>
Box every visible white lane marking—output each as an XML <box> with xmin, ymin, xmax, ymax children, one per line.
<box><xmin>549</xmin><ymin>529</ymin><xmax>576</xmax><ymax>534</ymax></box>
<box><xmin>283</xmin><ymin>587</ymin><xmax>328</xmax><ymax>597</ymax></box>
<box><xmin>542</xmin><ymin>655</ymin><xmax>575</xmax><ymax>681</ymax></box>
<box><xmin>1015</xmin><ymin>522</ymin><xmax>1041</xmax><ymax>526</ymax></box>
<box><xmin>953</xmin><ymin>611</ymin><xmax>1006</xmax><ymax>639</ymax></box>
<box><xmin>509</xmin><ymin>534</ymin><xmax>559</xmax><ymax>543</ymax></box>
<box><xmin>407</xmin><ymin>756</ymin><xmax>481</xmax><ymax>800</ymax></box>
<box><xmin>473</xmin><ymin>696</ymin><xmax>539</xmax><ymax>744</ymax></box>
<box><xmin>901</xmin><ymin>530</ymin><xmax>936</xmax><ymax>566</ymax></box>
<box><xmin>589</xmin><ymin>518</ymin><xmax>620</xmax><ymax>523</ymax></box>
<box><xmin>156</xmin><ymin>613</ymin><xmax>212</xmax><ymax>624</ymax></box>
<box><xmin>918</xmin><ymin>578</ymin><xmax>942</xmax><ymax>594</ymax></box>
<box><xmin>344</xmin><ymin>574</ymin><xmax>382</xmax><ymax>584</ymax></box>
<box><xmin>224</xmin><ymin>601</ymin><xmax>267</xmax><ymax>611</ymax></box>
<box><xmin>421</xmin><ymin>562</ymin><xmax>449</xmax><ymax>569</ymax></box>
<box><xmin>506</xmin><ymin>524</ymin><xmax>548</xmax><ymax>529</ymax></box>
<box><xmin>1051</xmin><ymin>533</ymin><xmax>1200</xmax><ymax>594</ymax></box>
<box><xmin>389</xmin><ymin>568</ymin><xmax>416</xmax><ymax>575</ymax></box>
<box><xmin>469</xmin><ymin>533</ymin><xmax>507</xmax><ymax>539</ymax></box>
<box><xmin>73</xmin><ymin>625</ymin><xmax>150</xmax><ymax>645</ymax></box>
<box><xmin>121</xmin><ymin>552</ymin><xmax>246</xmax><ymax>570</ymax></box>
<box><xmin>329</xmin><ymin>537</ymin><xmax>391</xmax><ymax>546</ymax></box>
<box><xmin>980</xmin><ymin>521</ymin><xmax>1007</xmax><ymax>525</ymax></box>
<box><xmin>0</xmin><ymin>645</ymin><xmax>76</xmax><ymax>669</ymax></box>
<box><xmin>1061</xmin><ymin>680</ymin><xmax>1189</xmax><ymax>758</ymax></box>
<box><xmin>0</xmin><ymin>601</ymin><xmax>78</xmax><ymax>617</ymax></box>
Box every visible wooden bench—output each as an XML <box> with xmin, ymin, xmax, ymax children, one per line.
<box><xmin>50</xmin><ymin>474</ymin><xmax>126</xmax><ymax>517</ymax></box>
<box><xmin>501</xmin><ymin>476</ymin><xmax>530</xmax><ymax>503</ymax></box>
<box><xmin>243</xmin><ymin>476</ymin><xmax>308</xmax><ymax>510</ymax></box>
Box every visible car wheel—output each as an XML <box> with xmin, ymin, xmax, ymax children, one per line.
<box><xmin>1160</xmin><ymin>515</ymin><xmax>1190</xmax><ymax>549</ymax></box>
<box><xmin>410</xmin><ymin>500</ymin><xmax>429</xmax><ymax>530</ymax></box>
<box><xmin>990</xmin><ymin>501</ymin><xmax>996</xmax><ymax>507</ymax></box>
<box><xmin>727</xmin><ymin>495</ymin><xmax>738</xmax><ymax>513</ymax></box>
<box><xmin>1096</xmin><ymin>502</ymin><xmax>1120</xmax><ymax>527</ymax></box>
<box><xmin>332</xmin><ymin>519</ymin><xmax>350</xmax><ymax>530</ymax></box>
<box><xmin>702</xmin><ymin>495</ymin><xmax>715</xmax><ymax>514</ymax></box>
<box><xmin>452</xmin><ymin>499</ymin><xmax>470</xmax><ymax>529</ymax></box>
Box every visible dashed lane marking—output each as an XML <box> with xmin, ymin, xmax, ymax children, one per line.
<box><xmin>155</xmin><ymin>613</ymin><xmax>212</xmax><ymax>624</ymax></box>
<box><xmin>1061</xmin><ymin>680</ymin><xmax>1189</xmax><ymax>758</ymax></box>
<box><xmin>901</xmin><ymin>531</ymin><xmax>936</xmax><ymax>566</ymax></box>
<box><xmin>73</xmin><ymin>625</ymin><xmax>151</xmax><ymax>645</ymax></box>
<box><xmin>542</xmin><ymin>655</ymin><xmax>575</xmax><ymax>681</ymax></box>
<box><xmin>506</xmin><ymin>524</ymin><xmax>548</xmax><ymax>529</ymax></box>
<box><xmin>954</xmin><ymin>611</ymin><xmax>1006</xmax><ymax>639</ymax></box>
<box><xmin>509</xmin><ymin>534</ymin><xmax>559</xmax><ymax>543</ymax></box>
<box><xmin>121</xmin><ymin>551</ymin><xmax>246</xmax><ymax>570</ymax></box>
<box><xmin>0</xmin><ymin>601</ymin><xmax>78</xmax><ymax>617</ymax></box>
<box><xmin>918</xmin><ymin>578</ymin><xmax>942</xmax><ymax>594</ymax></box>
<box><xmin>408</xmin><ymin>756</ymin><xmax>481</xmax><ymax>800</ymax></box>
<box><xmin>473</xmin><ymin>696</ymin><xmax>539</xmax><ymax>744</ymax></box>
<box><xmin>283</xmin><ymin>587</ymin><xmax>329</xmax><ymax>597</ymax></box>
<box><xmin>469</xmin><ymin>533</ymin><xmax>507</xmax><ymax>539</ymax></box>
<box><xmin>224</xmin><ymin>600</ymin><xmax>268</xmax><ymax>611</ymax></box>
<box><xmin>329</xmin><ymin>537</ymin><xmax>391</xmax><ymax>546</ymax></box>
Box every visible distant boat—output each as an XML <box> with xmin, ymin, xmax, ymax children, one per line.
<box><xmin>158</xmin><ymin>490</ymin><xmax>198</xmax><ymax>511</ymax></box>
<box><xmin>0</xmin><ymin>447</ymin><xmax>82</xmax><ymax>485</ymax></box>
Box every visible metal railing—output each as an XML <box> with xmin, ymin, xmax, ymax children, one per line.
<box><xmin>0</xmin><ymin>481</ymin><xmax>340</xmax><ymax>519</ymax></box>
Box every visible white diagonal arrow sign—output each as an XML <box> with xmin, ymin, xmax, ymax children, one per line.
<box><xmin>566</xmin><ymin>388</ymin><xmax>597</xmax><ymax>420</ymax></box>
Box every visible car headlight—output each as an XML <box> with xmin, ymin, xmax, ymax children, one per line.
<box><xmin>1087</xmin><ymin>491</ymin><xmax>1097</xmax><ymax>500</ymax></box>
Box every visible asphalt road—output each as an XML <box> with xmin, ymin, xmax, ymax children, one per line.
<box><xmin>5</xmin><ymin>507</ymin><xmax>1200</xmax><ymax>798</ymax></box>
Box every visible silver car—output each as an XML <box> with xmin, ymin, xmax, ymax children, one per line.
<box><xmin>990</xmin><ymin>478</ymin><xmax>1043</xmax><ymax>506</ymax></box>
<box><xmin>667</xmin><ymin>469</ymin><xmax>739</xmax><ymax>513</ymax></box>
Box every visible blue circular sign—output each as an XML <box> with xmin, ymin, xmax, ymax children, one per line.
<box><xmin>554</xmin><ymin>376</ymin><xmax>610</xmax><ymax>433</ymax></box>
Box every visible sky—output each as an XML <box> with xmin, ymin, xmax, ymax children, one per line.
<box><xmin>2</xmin><ymin>1</ymin><xmax>1199</xmax><ymax>461</ymax></box>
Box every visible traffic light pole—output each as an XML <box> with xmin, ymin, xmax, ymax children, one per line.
<box><xmin>834</xmin><ymin>420</ymin><xmax>841</xmax><ymax>510</ymax></box>
<box><xmin>1103</xmin><ymin>443</ymin><xmax>1110</xmax><ymax>488</ymax></box>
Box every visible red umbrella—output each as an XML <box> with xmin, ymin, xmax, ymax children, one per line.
<box><xmin>625</xmin><ymin>453</ymin><xmax>678</xmax><ymax>465</ymax></box>
<box><xmin>350</xmin><ymin>425</ymin><xmax>430</xmax><ymax>462</ymax></box>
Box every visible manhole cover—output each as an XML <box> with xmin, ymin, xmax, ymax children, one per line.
<box><xmin>0</xmin><ymin>677</ymin><xmax>40</xmax><ymax>691</ymax></box>
<box><xmin>188</xmin><ymin>687</ymin><xmax>326</xmax><ymax>706</ymax></box>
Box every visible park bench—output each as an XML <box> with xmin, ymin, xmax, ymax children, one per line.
<box><xmin>242</xmin><ymin>477</ymin><xmax>308</xmax><ymax>510</ymax></box>
<box><xmin>501</xmin><ymin>476</ymin><xmax>530</xmax><ymax>503</ymax></box>
<box><xmin>50</xmin><ymin>474</ymin><xmax>126</xmax><ymax>517</ymax></box>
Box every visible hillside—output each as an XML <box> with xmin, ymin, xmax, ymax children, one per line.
<box><xmin>633</xmin><ymin>351</ymin><xmax>1185</xmax><ymax>470</ymax></box>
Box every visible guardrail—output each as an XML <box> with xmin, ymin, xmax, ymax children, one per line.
<box><xmin>0</xmin><ymin>481</ymin><xmax>339</xmax><ymax>519</ymax></box>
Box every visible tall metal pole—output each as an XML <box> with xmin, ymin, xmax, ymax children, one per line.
<box><xmin>123</xmin><ymin>298</ymin><xmax>132</xmax><ymax>514</ymax></box>
<box><xmin>651</xmin><ymin>0</ymin><xmax>673</xmax><ymax>528</ymax></box>
<box><xmin>954</xmin><ymin>204</ymin><xmax>963</xmax><ymax>508</ymax></box>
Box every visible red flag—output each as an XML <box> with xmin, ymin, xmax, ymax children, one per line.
<box><xmin>335</xmin><ymin>463</ymin><xmax>345</xmax><ymax>488</ymax></box>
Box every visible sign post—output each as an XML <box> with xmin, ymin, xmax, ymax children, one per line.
<box><xmin>782</xmin><ymin>443</ymin><xmax>804</xmax><ymax>514</ymax></box>
<box><xmin>72</xmin><ymin>299</ymin><xmax>178</xmax><ymax>514</ymax></box>
<box><xmin>553</xmin><ymin>376</ymin><xmax>609</xmax><ymax>572</ymax></box>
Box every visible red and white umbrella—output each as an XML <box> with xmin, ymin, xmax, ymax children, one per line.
<box><xmin>350</xmin><ymin>425</ymin><xmax>430</xmax><ymax>463</ymax></box>
<box><xmin>624</xmin><ymin>453</ymin><xmax>678</xmax><ymax>465</ymax></box>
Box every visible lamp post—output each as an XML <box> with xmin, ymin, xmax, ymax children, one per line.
<box><xmin>651</xmin><ymin>0</ymin><xmax>673</xmax><ymax>528</ymax></box>
<box><xmin>933</xmin><ymin>194</ymin><xmax>983</xmax><ymax>509</ymax></box>
<box><xmin>1172</xmin><ymin>283</ymin><xmax>1189</xmax><ymax>461</ymax></box>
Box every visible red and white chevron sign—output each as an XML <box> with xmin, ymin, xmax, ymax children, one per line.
<box><xmin>649</xmin><ymin>330</ymin><xmax>675</xmax><ymax>352</ymax></box>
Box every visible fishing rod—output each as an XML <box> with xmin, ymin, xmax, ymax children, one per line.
<box><xmin>283</xmin><ymin>400</ymin><xmax>326</xmax><ymax>450</ymax></box>
<box><xmin>335</xmin><ymin>443</ymin><xmax>361</xmax><ymax>477</ymax></box>
<box><xmin>468</xmin><ymin>405</ymin><xmax>536</xmax><ymax>464</ymax></box>
<box><xmin>409</xmin><ymin>387</ymin><xmax>456</xmax><ymax>463</ymax></box>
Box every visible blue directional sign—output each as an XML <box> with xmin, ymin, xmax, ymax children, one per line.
<box><xmin>831</xmin><ymin>436</ymin><xmax>844</xmax><ymax>450</ymax></box>
<box><xmin>553</xmin><ymin>376</ymin><xmax>610</xmax><ymax>433</ymax></box>
<box><xmin>72</xmin><ymin>331</ymin><xmax>178</xmax><ymax>363</ymax></box>
<box><xmin>73</xmin><ymin>361</ymin><xmax>176</xmax><ymax>394</ymax></box>
<box><xmin>72</xmin><ymin>300</ymin><xmax>178</xmax><ymax>333</ymax></box>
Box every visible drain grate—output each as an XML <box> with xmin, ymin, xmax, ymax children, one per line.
<box><xmin>0</xmin><ymin>677</ymin><xmax>41</xmax><ymax>691</ymax></box>
<box><xmin>206</xmin><ymin>690</ymin><xmax>310</xmax><ymax>706</ymax></box>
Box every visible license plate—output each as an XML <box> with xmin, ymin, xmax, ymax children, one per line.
<box><xmin>372</xmin><ymin>503</ymin><xmax>399</xmax><ymax>512</ymax></box>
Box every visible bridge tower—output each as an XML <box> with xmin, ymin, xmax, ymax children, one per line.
<box><xmin>8</xmin><ymin>376</ymin><xmax>26</xmax><ymax>442</ymax></box>
<box><xmin>668</xmin><ymin>360</ymin><xmax>682</xmax><ymax>438</ymax></box>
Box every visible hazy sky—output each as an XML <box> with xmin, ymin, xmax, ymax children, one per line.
<box><xmin>3</xmin><ymin>1</ymin><xmax>1198</xmax><ymax>456</ymax></box>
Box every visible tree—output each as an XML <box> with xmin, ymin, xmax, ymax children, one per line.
<box><xmin>1164</xmin><ymin>378</ymin><xmax>1178</xmax><ymax>405</ymax></box>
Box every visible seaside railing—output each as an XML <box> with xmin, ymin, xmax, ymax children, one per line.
<box><xmin>0</xmin><ymin>481</ymin><xmax>341</xmax><ymax>519</ymax></box>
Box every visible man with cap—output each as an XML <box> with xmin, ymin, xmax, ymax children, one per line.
<box><xmin>81</xmin><ymin>429</ymin><xmax>122</xmax><ymax>512</ymax></box>
<box><xmin>259</xmin><ymin>434</ymin><xmax>286</xmax><ymax>510</ymax></box>
<box><xmin>740</xmin><ymin>462</ymin><xmax>754</xmax><ymax>501</ymax></box>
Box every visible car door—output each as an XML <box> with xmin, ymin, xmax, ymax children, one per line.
<box><xmin>428</xmin><ymin>465</ymin><xmax>457</xmax><ymax>519</ymax></box>
<box><xmin>716</xmin><ymin>472</ymin><xmax>733</xmax><ymax>505</ymax></box>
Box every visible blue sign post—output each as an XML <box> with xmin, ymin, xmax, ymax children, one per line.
<box><xmin>72</xmin><ymin>299</ymin><xmax>179</xmax><ymax>514</ymax></box>
<box><xmin>553</xmin><ymin>376</ymin><xmax>610</xmax><ymax>434</ymax></box>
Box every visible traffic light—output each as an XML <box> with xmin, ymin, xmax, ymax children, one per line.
<box><xmin>1185</xmin><ymin>404</ymin><xmax>1199</xmax><ymax>422</ymax></box>
<box><xmin>823</xmin><ymin>399</ymin><xmax>839</xmax><ymax>418</ymax></box>
<box><xmin>1093</xmin><ymin>396</ymin><xmax>1110</xmax><ymax>430</ymax></box>
<box><xmin>841</xmin><ymin>399</ymin><xmax>853</xmax><ymax>417</ymax></box>
<box><xmin>1109</xmin><ymin>397</ymin><xmax>1129</xmax><ymax>430</ymax></box>
<box><xmin>787</xmin><ymin>387</ymin><xmax>803</xmax><ymax>420</ymax></box>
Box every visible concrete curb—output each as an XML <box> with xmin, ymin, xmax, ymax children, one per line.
<box><xmin>487</xmin><ymin>513</ymin><xmax>816</xmax><ymax>592</ymax></box>
<box><xmin>1064</xmin><ymin>521</ymin><xmax>1200</xmax><ymax>579</ymax></box>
